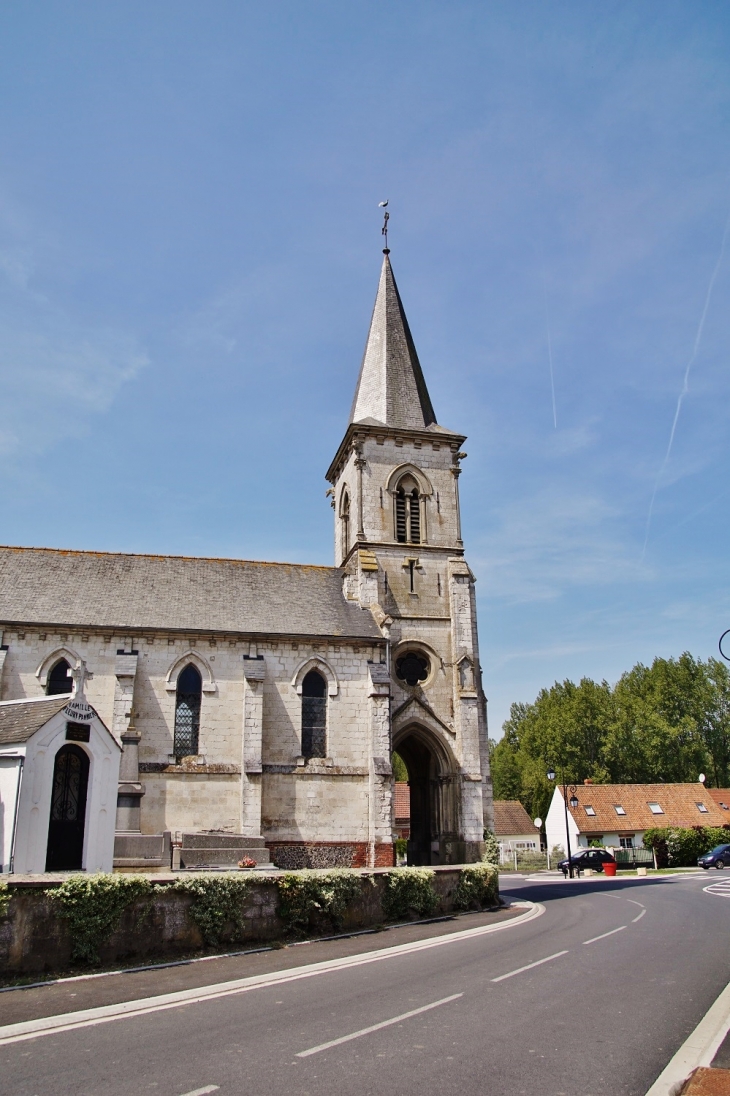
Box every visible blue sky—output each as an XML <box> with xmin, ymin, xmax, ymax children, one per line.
<box><xmin>1</xmin><ymin>3</ymin><xmax>729</xmax><ymax>736</ymax></box>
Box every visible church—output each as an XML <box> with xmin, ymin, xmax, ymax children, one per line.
<box><xmin>0</xmin><ymin>247</ymin><xmax>493</xmax><ymax>874</ymax></box>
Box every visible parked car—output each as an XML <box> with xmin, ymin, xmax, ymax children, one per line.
<box><xmin>697</xmin><ymin>844</ymin><xmax>730</xmax><ymax>870</ymax></box>
<box><xmin>557</xmin><ymin>848</ymin><xmax>616</xmax><ymax>876</ymax></box>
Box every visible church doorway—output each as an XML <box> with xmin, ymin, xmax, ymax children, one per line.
<box><xmin>45</xmin><ymin>744</ymin><xmax>90</xmax><ymax>871</ymax></box>
<box><xmin>393</xmin><ymin>727</ymin><xmax>457</xmax><ymax>866</ymax></box>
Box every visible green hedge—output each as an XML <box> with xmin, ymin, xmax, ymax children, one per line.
<box><xmin>643</xmin><ymin>826</ymin><xmax>730</xmax><ymax>867</ymax></box>
<box><xmin>453</xmin><ymin>863</ymin><xmax>499</xmax><ymax>910</ymax></box>
<box><xmin>0</xmin><ymin>880</ymin><xmax>9</xmax><ymax>920</ymax></box>
<box><xmin>381</xmin><ymin>867</ymin><xmax>438</xmax><ymax>921</ymax></box>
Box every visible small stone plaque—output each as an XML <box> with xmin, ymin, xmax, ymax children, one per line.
<box><xmin>66</xmin><ymin>722</ymin><xmax>91</xmax><ymax>743</ymax></box>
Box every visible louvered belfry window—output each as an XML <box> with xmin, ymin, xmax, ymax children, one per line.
<box><xmin>301</xmin><ymin>670</ymin><xmax>327</xmax><ymax>759</ymax></box>
<box><xmin>395</xmin><ymin>489</ymin><xmax>407</xmax><ymax>542</ymax></box>
<box><xmin>174</xmin><ymin>664</ymin><xmax>202</xmax><ymax>757</ymax></box>
<box><xmin>409</xmin><ymin>488</ymin><xmax>420</xmax><ymax>543</ymax></box>
<box><xmin>395</xmin><ymin>477</ymin><xmax>421</xmax><ymax>544</ymax></box>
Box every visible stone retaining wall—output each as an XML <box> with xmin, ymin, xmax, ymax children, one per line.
<box><xmin>0</xmin><ymin>866</ymin><xmax>475</xmax><ymax>976</ymax></box>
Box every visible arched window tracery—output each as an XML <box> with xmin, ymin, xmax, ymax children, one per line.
<box><xmin>301</xmin><ymin>669</ymin><xmax>327</xmax><ymax>759</ymax></box>
<box><xmin>174</xmin><ymin>663</ymin><xmax>202</xmax><ymax>757</ymax></box>
<box><xmin>47</xmin><ymin>658</ymin><xmax>73</xmax><ymax>696</ymax></box>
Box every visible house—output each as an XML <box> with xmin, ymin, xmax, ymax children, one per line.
<box><xmin>493</xmin><ymin>800</ymin><xmax>540</xmax><ymax>856</ymax></box>
<box><xmin>546</xmin><ymin>781</ymin><xmax>730</xmax><ymax>857</ymax></box>
<box><xmin>0</xmin><ymin>669</ymin><xmax>121</xmax><ymax>874</ymax></box>
<box><xmin>707</xmin><ymin>788</ymin><xmax>730</xmax><ymax>815</ymax></box>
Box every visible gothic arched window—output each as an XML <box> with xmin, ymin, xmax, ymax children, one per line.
<box><xmin>47</xmin><ymin>659</ymin><xmax>72</xmax><ymax>696</ymax></box>
<box><xmin>395</xmin><ymin>475</ymin><xmax>421</xmax><ymax>544</ymax></box>
<box><xmin>174</xmin><ymin>664</ymin><xmax>202</xmax><ymax>757</ymax></box>
<box><xmin>301</xmin><ymin>669</ymin><xmax>327</xmax><ymax>759</ymax></box>
<box><xmin>341</xmin><ymin>491</ymin><xmax>350</xmax><ymax>560</ymax></box>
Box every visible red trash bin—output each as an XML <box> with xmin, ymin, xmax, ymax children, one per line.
<box><xmin>603</xmin><ymin>862</ymin><xmax>617</xmax><ymax>877</ymax></box>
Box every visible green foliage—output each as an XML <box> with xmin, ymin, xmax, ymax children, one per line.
<box><xmin>588</xmin><ymin>838</ymin><xmax>605</xmax><ymax>848</ymax></box>
<box><xmin>172</xmin><ymin>874</ymin><xmax>251</xmax><ymax>947</ymax></box>
<box><xmin>391</xmin><ymin>751</ymin><xmax>408</xmax><ymax>782</ymax></box>
<box><xmin>50</xmin><ymin>874</ymin><xmax>152</xmax><ymax>963</ymax></box>
<box><xmin>482</xmin><ymin>830</ymin><xmax>500</xmax><ymax>865</ymax></box>
<box><xmin>394</xmin><ymin>837</ymin><xmax>408</xmax><ymax>861</ymax></box>
<box><xmin>0</xmin><ymin>880</ymin><xmax>9</xmax><ymax>920</ymax></box>
<box><xmin>453</xmin><ymin>863</ymin><xmax>499</xmax><ymax>910</ymax></box>
<box><xmin>381</xmin><ymin>867</ymin><xmax>437</xmax><ymax>921</ymax></box>
<box><xmin>276</xmin><ymin>869</ymin><xmax>361</xmax><ymax>936</ymax></box>
<box><xmin>643</xmin><ymin>826</ymin><xmax>730</xmax><ymax>867</ymax></box>
<box><xmin>492</xmin><ymin>654</ymin><xmax>730</xmax><ymax>816</ymax></box>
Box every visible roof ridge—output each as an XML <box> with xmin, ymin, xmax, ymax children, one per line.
<box><xmin>0</xmin><ymin>545</ymin><xmax>337</xmax><ymax>572</ymax></box>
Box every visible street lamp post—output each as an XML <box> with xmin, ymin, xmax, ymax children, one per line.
<box><xmin>547</xmin><ymin>766</ymin><xmax>579</xmax><ymax>879</ymax></box>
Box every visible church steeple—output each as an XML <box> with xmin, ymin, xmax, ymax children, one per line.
<box><xmin>350</xmin><ymin>252</ymin><xmax>437</xmax><ymax>431</ymax></box>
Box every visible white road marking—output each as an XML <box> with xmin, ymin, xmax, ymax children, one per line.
<box><xmin>582</xmin><ymin>925</ymin><xmax>626</xmax><ymax>945</ymax></box>
<box><xmin>0</xmin><ymin>902</ymin><xmax>544</xmax><ymax>1047</ymax></box>
<box><xmin>179</xmin><ymin>1088</ymin><xmax>219</xmax><ymax>1096</ymax></box>
<box><xmin>295</xmin><ymin>994</ymin><xmax>463</xmax><ymax>1057</ymax></box>
<box><xmin>491</xmin><ymin>950</ymin><xmax>568</xmax><ymax>982</ymax></box>
<box><xmin>632</xmin><ymin>909</ymin><xmax>646</xmax><ymax>922</ymax></box>
<box><xmin>703</xmin><ymin>879</ymin><xmax>730</xmax><ymax>896</ymax></box>
<box><xmin>645</xmin><ymin>978</ymin><xmax>730</xmax><ymax>1095</ymax></box>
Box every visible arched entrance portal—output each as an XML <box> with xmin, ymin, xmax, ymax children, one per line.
<box><xmin>393</xmin><ymin>726</ymin><xmax>458</xmax><ymax>866</ymax></box>
<box><xmin>46</xmin><ymin>744</ymin><xmax>90</xmax><ymax>871</ymax></box>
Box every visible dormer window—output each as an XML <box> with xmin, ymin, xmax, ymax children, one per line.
<box><xmin>697</xmin><ymin>802</ymin><xmax>709</xmax><ymax>813</ymax></box>
<box><xmin>584</xmin><ymin>805</ymin><xmax>596</xmax><ymax>816</ymax></box>
<box><xmin>648</xmin><ymin>802</ymin><xmax>664</xmax><ymax>815</ymax></box>
<box><xmin>614</xmin><ymin>805</ymin><xmax>626</xmax><ymax>816</ymax></box>
<box><xmin>395</xmin><ymin>474</ymin><xmax>421</xmax><ymax>544</ymax></box>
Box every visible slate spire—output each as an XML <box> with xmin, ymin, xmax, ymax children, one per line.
<box><xmin>349</xmin><ymin>251</ymin><xmax>437</xmax><ymax>430</ymax></box>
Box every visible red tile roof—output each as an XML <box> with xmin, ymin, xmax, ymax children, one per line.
<box><xmin>564</xmin><ymin>783</ymin><xmax>730</xmax><ymax>833</ymax></box>
<box><xmin>707</xmin><ymin>789</ymin><xmax>730</xmax><ymax>815</ymax></box>
<box><xmin>493</xmin><ymin>800</ymin><xmax>536</xmax><ymax>836</ymax></box>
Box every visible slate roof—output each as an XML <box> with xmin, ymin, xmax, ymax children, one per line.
<box><xmin>0</xmin><ymin>696</ymin><xmax>70</xmax><ymax>745</ymax></box>
<box><xmin>493</xmin><ymin>800</ymin><xmax>536</xmax><ymax>836</ymax></box>
<box><xmin>564</xmin><ymin>783</ymin><xmax>730</xmax><ymax>833</ymax></box>
<box><xmin>0</xmin><ymin>547</ymin><xmax>383</xmax><ymax>640</ymax></box>
<box><xmin>350</xmin><ymin>252</ymin><xmax>438</xmax><ymax>431</ymax></box>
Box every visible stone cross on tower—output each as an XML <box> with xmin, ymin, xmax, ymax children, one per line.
<box><xmin>70</xmin><ymin>659</ymin><xmax>93</xmax><ymax>698</ymax></box>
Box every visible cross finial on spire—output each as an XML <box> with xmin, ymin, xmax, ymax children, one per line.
<box><xmin>378</xmin><ymin>200</ymin><xmax>389</xmax><ymax>251</ymax></box>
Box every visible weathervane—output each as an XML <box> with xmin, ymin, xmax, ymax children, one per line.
<box><xmin>379</xmin><ymin>200</ymin><xmax>389</xmax><ymax>250</ymax></box>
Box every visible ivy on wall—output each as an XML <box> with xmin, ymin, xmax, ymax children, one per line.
<box><xmin>0</xmin><ymin>880</ymin><xmax>9</xmax><ymax>920</ymax></box>
<box><xmin>172</xmin><ymin>875</ymin><xmax>251</xmax><ymax>947</ymax></box>
<box><xmin>276</xmin><ymin>869</ymin><xmax>362</xmax><ymax>936</ymax></box>
<box><xmin>51</xmin><ymin>874</ymin><xmax>153</xmax><ymax>963</ymax></box>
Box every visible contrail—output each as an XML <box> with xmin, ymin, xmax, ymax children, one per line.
<box><xmin>641</xmin><ymin>208</ymin><xmax>730</xmax><ymax>561</ymax></box>
<box><xmin>543</xmin><ymin>278</ymin><xmax>558</xmax><ymax>429</ymax></box>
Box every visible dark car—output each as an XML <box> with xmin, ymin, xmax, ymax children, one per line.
<box><xmin>698</xmin><ymin>844</ymin><xmax>730</xmax><ymax>870</ymax></box>
<box><xmin>557</xmin><ymin>848</ymin><xmax>616</xmax><ymax>876</ymax></box>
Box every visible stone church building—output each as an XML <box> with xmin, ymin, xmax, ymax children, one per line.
<box><xmin>0</xmin><ymin>249</ymin><xmax>493</xmax><ymax>873</ymax></box>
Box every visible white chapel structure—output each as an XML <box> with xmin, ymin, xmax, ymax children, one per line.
<box><xmin>0</xmin><ymin>248</ymin><xmax>493</xmax><ymax>873</ymax></box>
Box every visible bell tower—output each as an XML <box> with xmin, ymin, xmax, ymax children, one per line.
<box><xmin>326</xmin><ymin>248</ymin><xmax>493</xmax><ymax>864</ymax></box>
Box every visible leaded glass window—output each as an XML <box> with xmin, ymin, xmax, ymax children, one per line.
<box><xmin>174</xmin><ymin>664</ymin><xmax>202</xmax><ymax>757</ymax></box>
<box><xmin>301</xmin><ymin>670</ymin><xmax>327</xmax><ymax>759</ymax></box>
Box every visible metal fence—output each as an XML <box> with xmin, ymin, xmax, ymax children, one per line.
<box><xmin>614</xmin><ymin>847</ymin><xmax>655</xmax><ymax>869</ymax></box>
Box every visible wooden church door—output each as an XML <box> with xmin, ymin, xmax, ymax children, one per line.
<box><xmin>45</xmin><ymin>744</ymin><xmax>90</xmax><ymax>871</ymax></box>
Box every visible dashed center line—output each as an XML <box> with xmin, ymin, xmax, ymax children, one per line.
<box><xmin>491</xmin><ymin>951</ymin><xmax>569</xmax><ymax>982</ymax></box>
<box><xmin>632</xmin><ymin>909</ymin><xmax>646</xmax><ymax>922</ymax></box>
<box><xmin>179</xmin><ymin>1087</ymin><xmax>219</xmax><ymax>1096</ymax></box>
<box><xmin>296</xmin><ymin>994</ymin><xmax>463</xmax><ymax>1057</ymax></box>
<box><xmin>583</xmin><ymin>925</ymin><xmax>626</xmax><ymax>945</ymax></box>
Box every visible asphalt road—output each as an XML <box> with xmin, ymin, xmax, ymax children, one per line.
<box><xmin>1</xmin><ymin>872</ymin><xmax>729</xmax><ymax>1096</ymax></box>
